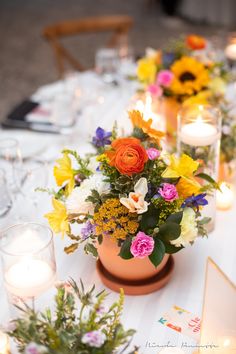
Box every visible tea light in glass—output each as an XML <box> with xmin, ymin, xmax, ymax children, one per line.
<box><xmin>216</xmin><ymin>182</ymin><xmax>235</xmax><ymax>210</ymax></box>
<box><xmin>177</xmin><ymin>104</ymin><xmax>222</xmax><ymax>232</ymax></box>
<box><xmin>0</xmin><ymin>331</ymin><xmax>10</xmax><ymax>354</ymax></box>
<box><xmin>0</xmin><ymin>223</ymin><xmax>56</xmax><ymax>312</ymax></box>
<box><xmin>135</xmin><ymin>92</ymin><xmax>166</xmax><ymax>133</ymax></box>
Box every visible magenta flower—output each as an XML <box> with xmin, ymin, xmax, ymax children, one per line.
<box><xmin>146</xmin><ymin>148</ymin><xmax>161</xmax><ymax>160</ymax></box>
<box><xmin>147</xmin><ymin>84</ymin><xmax>163</xmax><ymax>97</ymax></box>
<box><xmin>158</xmin><ymin>183</ymin><xmax>178</xmax><ymax>202</ymax></box>
<box><xmin>130</xmin><ymin>232</ymin><xmax>154</xmax><ymax>259</ymax></box>
<box><xmin>157</xmin><ymin>70</ymin><xmax>174</xmax><ymax>87</ymax></box>
<box><xmin>81</xmin><ymin>330</ymin><xmax>106</xmax><ymax>348</ymax></box>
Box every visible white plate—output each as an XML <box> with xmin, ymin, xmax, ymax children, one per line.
<box><xmin>0</xmin><ymin>130</ymin><xmax>59</xmax><ymax>160</ymax></box>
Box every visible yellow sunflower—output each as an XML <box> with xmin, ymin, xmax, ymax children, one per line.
<box><xmin>128</xmin><ymin>110</ymin><xmax>165</xmax><ymax>144</ymax></box>
<box><xmin>170</xmin><ymin>56</ymin><xmax>210</xmax><ymax>97</ymax></box>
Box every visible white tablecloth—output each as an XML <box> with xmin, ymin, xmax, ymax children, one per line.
<box><xmin>0</xmin><ymin>72</ymin><xmax>236</xmax><ymax>354</ymax></box>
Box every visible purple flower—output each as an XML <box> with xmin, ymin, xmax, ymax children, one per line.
<box><xmin>24</xmin><ymin>343</ymin><xmax>46</xmax><ymax>354</ymax></box>
<box><xmin>81</xmin><ymin>330</ymin><xmax>106</xmax><ymax>348</ymax></box>
<box><xmin>146</xmin><ymin>148</ymin><xmax>161</xmax><ymax>160</ymax></box>
<box><xmin>163</xmin><ymin>52</ymin><xmax>175</xmax><ymax>67</ymax></box>
<box><xmin>158</xmin><ymin>183</ymin><xmax>178</xmax><ymax>202</ymax></box>
<box><xmin>81</xmin><ymin>221</ymin><xmax>95</xmax><ymax>240</ymax></box>
<box><xmin>181</xmin><ymin>193</ymin><xmax>208</xmax><ymax>211</ymax></box>
<box><xmin>92</xmin><ymin>127</ymin><xmax>112</xmax><ymax>148</ymax></box>
<box><xmin>157</xmin><ymin>70</ymin><xmax>174</xmax><ymax>87</ymax></box>
<box><xmin>130</xmin><ymin>231</ymin><xmax>154</xmax><ymax>259</ymax></box>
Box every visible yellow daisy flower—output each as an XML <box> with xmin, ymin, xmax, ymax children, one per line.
<box><xmin>170</xmin><ymin>56</ymin><xmax>210</xmax><ymax>97</ymax></box>
<box><xmin>53</xmin><ymin>153</ymin><xmax>74</xmax><ymax>195</ymax></box>
<box><xmin>45</xmin><ymin>198</ymin><xmax>70</xmax><ymax>237</ymax></box>
<box><xmin>137</xmin><ymin>57</ymin><xmax>157</xmax><ymax>84</ymax></box>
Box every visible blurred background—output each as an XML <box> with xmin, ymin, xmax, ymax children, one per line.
<box><xmin>1</xmin><ymin>0</ymin><xmax>235</xmax><ymax>119</ymax></box>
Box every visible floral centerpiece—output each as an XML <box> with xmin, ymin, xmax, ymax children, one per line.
<box><xmin>45</xmin><ymin>110</ymin><xmax>216</xmax><ymax>294</ymax></box>
<box><xmin>136</xmin><ymin>34</ymin><xmax>229</xmax><ymax>105</ymax></box>
<box><xmin>7</xmin><ymin>279</ymin><xmax>137</xmax><ymax>354</ymax></box>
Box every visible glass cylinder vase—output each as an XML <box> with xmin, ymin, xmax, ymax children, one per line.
<box><xmin>177</xmin><ymin>104</ymin><xmax>222</xmax><ymax>232</ymax></box>
<box><xmin>0</xmin><ymin>223</ymin><xmax>57</xmax><ymax>314</ymax></box>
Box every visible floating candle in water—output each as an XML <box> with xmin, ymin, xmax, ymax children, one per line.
<box><xmin>4</xmin><ymin>257</ymin><xmax>56</xmax><ymax>298</ymax></box>
<box><xmin>216</xmin><ymin>182</ymin><xmax>235</xmax><ymax>210</ymax></box>
<box><xmin>180</xmin><ymin>114</ymin><xmax>219</xmax><ymax>147</ymax></box>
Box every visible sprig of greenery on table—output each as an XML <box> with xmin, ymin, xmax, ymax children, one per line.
<box><xmin>8</xmin><ymin>279</ymin><xmax>137</xmax><ymax>354</ymax></box>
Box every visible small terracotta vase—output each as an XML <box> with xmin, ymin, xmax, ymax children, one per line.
<box><xmin>218</xmin><ymin>161</ymin><xmax>236</xmax><ymax>182</ymax></box>
<box><xmin>96</xmin><ymin>236</ymin><xmax>174</xmax><ymax>295</ymax></box>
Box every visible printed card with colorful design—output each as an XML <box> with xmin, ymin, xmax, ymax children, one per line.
<box><xmin>158</xmin><ymin>305</ymin><xmax>201</xmax><ymax>341</ymax></box>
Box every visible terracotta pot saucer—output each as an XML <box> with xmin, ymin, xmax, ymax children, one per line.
<box><xmin>96</xmin><ymin>255</ymin><xmax>174</xmax><ymax>295</ymax></box>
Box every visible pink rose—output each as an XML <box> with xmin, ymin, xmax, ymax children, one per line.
<box><xmin>158</xmin><ymin>183</ymin><xmax>178</xmax><ymax>202</ymax></box>
<box><xmin>130</xmin><ymin>231</ymin><xmax>154</xmax><ymax>259</ymax></box>
<box><xmin>157</xmin><ymin>70</ymin><xmax>174</xmax><ymax>87</ymax></box>
<box><xmin>147</xmin><ymin>84</ymin><xmax>163</xmax><ymax>97</ymax></box>
<box><xmin>146</xmin><ymin>148</ymin><xmax>161</xmax><ymax>160</ymax></box>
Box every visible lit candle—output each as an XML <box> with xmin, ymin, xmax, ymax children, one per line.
<box><xmin>225</xmin><ymin>44</ymin><xmax>236</xmax><ymax>61</ymax></box>
<box><xmin>180</xmin><ymin>114</ymin><xmax>219</xmax><ymax>147</ymax></box>
<box><xmin>217</xmin><ymin>335</ymin><xmax>236</xmax><ymax>354</ymax></box>
<box><xmin>135</xmin><ymin>93</ymin><xmax>166</xmax><ymax>132</ymax></box>
<box><xmin>216</xmin><ymin>182</ymin><xmax>235</xmax><ymax>210</ymax></box>
<box><xmin>0</xmin><ymin>331</ymin><xmax>10</xmax><ymax>354</ymax></box>
<box><xmin>4</xmin><ymin>257</ymin><xmax>56</xmax><ymax>298</ymax></box>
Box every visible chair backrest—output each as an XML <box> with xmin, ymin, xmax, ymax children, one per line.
<box><xmin>43</xmin><ymin>15</ymin><xmax>134</xmax><ymax>77</ymax></box>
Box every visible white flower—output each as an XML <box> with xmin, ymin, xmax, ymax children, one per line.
<box><xmin>66</xmin><ymin>174</ymin><xmax>110</xmax><ymax>217</ymax></box>
<box><xmin>87</xmin><ymin>156</ymin><xmax>99</xmax><ymax>173</ymax></box>
<box><xmin>171</xmin><ymin>208</ymin><xmax>198</xmax><ymax>247</ymax></box>
<box><xmin>81</xmin><ymin>330</ymin><xmax>106</xmax><ymax>348</ymax></box>
<box><xmin>120</xmin><ymin>177</ymin><xmax>149</xmax><ymax>214</ymax></box>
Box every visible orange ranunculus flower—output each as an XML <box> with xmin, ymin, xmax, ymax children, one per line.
<box><xmin>186</xmin><ymin>35</ymin><xmax>206</xmax><ymax>50</ymax></box>
<box><xmin>106</xmin><ymin>138</ymin><xmax>148</xmax><ymax>176</ymax></box>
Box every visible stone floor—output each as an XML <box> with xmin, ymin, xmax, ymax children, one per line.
<box><xmin>0</xmin><ymin>0</ymin><xmax>226</xmax><ymax>119</ymax></box>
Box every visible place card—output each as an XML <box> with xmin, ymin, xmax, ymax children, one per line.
<box><xmin>158</xmin><ymin>305</ymin><xmax>201</xmax><ymax>341</ymax></box>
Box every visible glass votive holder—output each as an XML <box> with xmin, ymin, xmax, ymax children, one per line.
<box><xmin>95</xmin><ymin>47</ymin><xmax>119</xmax><ymax>84</ymax></box>
<box><xmin>177</xmin><ymin>104</ymin><xmax>222</xmax><ymax>232</ymax></box>
<box><xmin>0</xmin><ymin>331</ymin><xmax>10</xmax><ymax>354</ymax></box>
<box><xmin>0</xmin><ymin>223</ymin><xmax>57</xmax><ymax>313</ymax></box>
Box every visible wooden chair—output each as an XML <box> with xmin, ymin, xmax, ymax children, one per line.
<box><xmin>43</xmin><ymin>15</ymin><xmax>134</xmax><ymax>77</ymax></box>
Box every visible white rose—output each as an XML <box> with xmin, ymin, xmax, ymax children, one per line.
<box><xmin>171</xmin><ymin>208</ymin><xmax>198</xmax><ymax>247</ymax></box>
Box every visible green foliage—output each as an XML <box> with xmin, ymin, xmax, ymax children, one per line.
<box><xmin>119</xmin><ymin>237</ymin><xmax>133</xmax><ymax>260</ymax></box>
<box><xmin>149</xmin><ymin>239</ymin><xmax>165</xmax><ymax>267</ymax></box>
<box><xmin>8</xmin><ymin>280</ymin><xmax>136</xmax><ymax>354</ymax></box>
<box><xmin>63</xmin><ymin>149</ymin><xmax>92</xmax><ymax>177</ymax></box>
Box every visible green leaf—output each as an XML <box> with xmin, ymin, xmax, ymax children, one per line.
<box><xmin>149</xmin><ymin>239</ymin><xmax>165</xmax><ymax>267</ymax></box>
<box><xmin>118</xmin><ymin>237</ymin><xmax>133</xmax><ymax>260</ymax></box>
<box><xmin>167</xmin><ymin>211</ymin><xmax>183</xmax><ymax>224</ymax></box>
<box><xmin>98</xmin><ymin>234</ymin><xmax>103</xmax><ymax>245</ymax></box>
<box><xmin>198</xmin><ymin>217</ymin><xmax>211</xmax><ymax>225</ymax></box>
<box><xmin>84</xmin><ymin>243</ymin><xmax>98</xmax><ymax>258</ymax></box>
<box><xmin>164</xmin><ymin>242</ymin><xmax>183</xmax><ymax>254</ymax></box>
<box><xmin>158</xmin><ymin>222</ymin><xmax>181</xmax><ymax>242</ymax></box>
<box><xmin>196</xmin><ymin>173</ymin><xmax>219</xmax><ymax>189</ymax></box>
<box><xmin>140</xmin><ymin>206</ymin><xmax>159</xmax><ymax>231</ymax></box>
<box><xmin>64</xmin><ymin>243</ymin><xmax>79</xmax><ymax>254</ymax></box>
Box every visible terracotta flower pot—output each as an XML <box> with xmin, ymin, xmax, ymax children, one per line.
<box><xmin>96</xmin><ymin>236</ymin><xmax>174</xmax><ymax>295</ymax></box>
<box><xmin>218</xmin><ymin>161</ymin><xmax>236</xmax><ymax>182</ymax></box>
